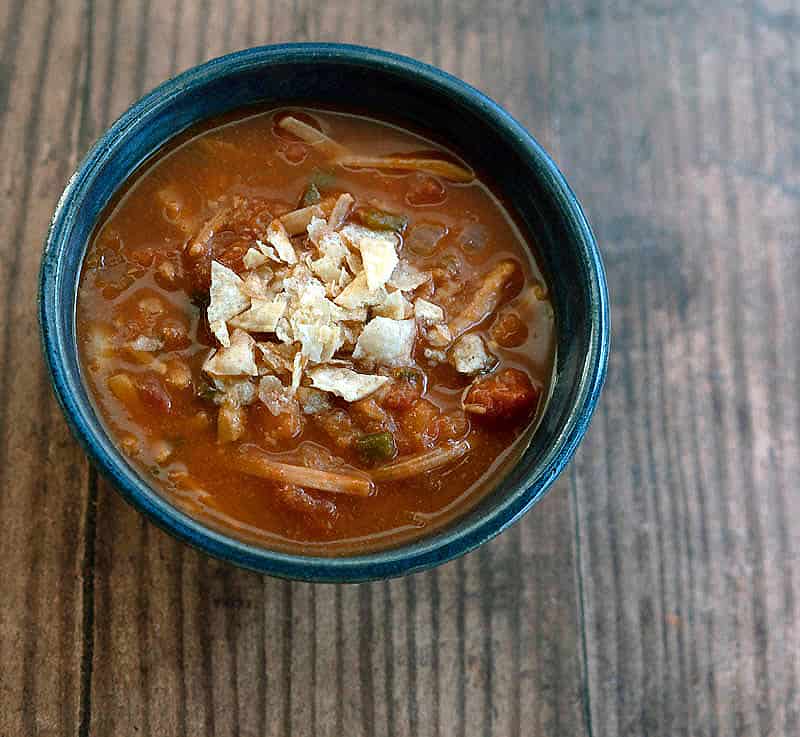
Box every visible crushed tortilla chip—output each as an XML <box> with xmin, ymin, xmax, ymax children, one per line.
<box><xmin>203</xmin><ymin>329</ymin><xmax>258</xmax><ymax>376</ymax></box>
<box><xmin>280</xmin><ymin>203</ymin><xmax>326</xmax><ymax>236</ymax></box>
<box><xmin>257</xmin><ymin>375</ymin><xmax>297</xmax><ymax>416</ymax></box>
<box><xmin>373</xmin><ymin>290</ymin><xmax>412</xmax><ymax>320</ymax></box>
<box><xmin>290</xmin><ymin>351</ymin><xmax>306</xmax><ymax>396</ymax></box>
<box><xmin>414</xmin><ymin>298</ymin><xmax>444</xmax><ymax>324</ymax></box>
<box><xmin>255</xmin><ymin>239</ymin><xmax>280</xmax><ymax>262</ymax></box>
<box><xmin>243</xmin><ymin>247</ymin><xmax>268</xmax><ymax>270</ymax></box>
<box><xmin>360</xmin><ymin>237</ymin><xmax>399</xmax><ymax>291</ymax></box>
<box><xmin>208</xmin><ymin>261</ymin><xmax>251</xmax><ymax>346</ymax></box>
<box><xmin>426</xmin><ymin>323</ymin><xmax>452</xmax><ymax>348</ymax></box>
<box><xmin>333</xmin><ymin>304</ymin><xmax>369</xmax><ymax>323</ymax></box>
<box><xmin>242</xmin><ymin>266</ymin><xmax>274</xmax><ymax>299</ymax></box>
<box><xmin>352</xmin><ymin>317</ymin><xmax>416</xmax><ymax>366</ymax></box>
<box><xmin>280</xmin><ymin>267</ymin><xmax>348</xmax><ymax>362</ymax></box>
<box><xmin>340</xmin><ymin>224</ymin><xmax>398</xmax><ymax>251</ymax></box>
<box><xmin>256</xmin><ymin>341</ymin><xmax>296</xmax><ymax>375</ymax></box>
<box><xmin>345</xmin><ymin>249</ymin><xmax>363</xmax><ymax>275</ymax></box>
<box><xmin>450</xmin><ymin>333</ymin><xmax>496</xmax><ymax>375</ymax></box>
<box><xmin>308</xmin><ymin>218</ymin><xmax>350</xmax><ymax>285</ymax></box>
<box><xmin>296</xmin><ymin>386</ymin><xmax>333</xmax><ymax>415</ymax></box>
<box><xmin>331</xmin><ymin>266</ymin><xmax>353</xmax><ymax>297</ymax></box>
<box><xmin>266</xmin><ymin>219</ymin><xmax>297</xmax><ymax>263</ymax></box>
<box><xmin>209</xmin><ymin>320</ymin><xmax>230</xmax><ymax>347</ymax></box>
<box><xmin>334</xmin><ymin>272</ymin><xmax>388</xmax><ymax>310</ymax></box>
<box><xmin>293</xmin><ymin>322</ymin><xmax>343</xmax><ymax>363</ymax></box>
<box><xmin>275</xmin><ymin>317</ymin><xmax>292</xmax><ymax>345</ymax></box>
<box><xmin>211</xmin><ymin>377</ymin><xmax>257</xmax><ymax>406</ymax></box>
<box><xmin>283</xmin><ymin>266</ymin><xmax>328</xmax><ymax>305</ymax></box>
<box><xmin>327</xmin><ymin>193</ymin><xmax>355</xmax><ymax>230</ymax></box>
<box><xmin>307</xmin><ymin>365</ymin><xmax>390</xmax><ymax>402</ymax></box>
<box><xmin>387</xmin><ymin>260</ymin><xmax>431</xmax><ymax>292</ymax></box>
<box><xmin>318</xmin><ymin>229</ymin><xmax>348</xmax><ymax>258</ymax></box>
<box><xmin>307</xmin><ymin>215</ymin><xmax>329</xmax><ymax>247</ymax></box>
<box><xmin>229</xmin><ymin>296</ymin><xmax>287</xmax><ymax>332</ymax></box>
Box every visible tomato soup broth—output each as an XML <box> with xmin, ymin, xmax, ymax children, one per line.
<box><xmin>77</xmin><ymin>108</ymin><xmax>556</xmax><ymax>553</ymax></box>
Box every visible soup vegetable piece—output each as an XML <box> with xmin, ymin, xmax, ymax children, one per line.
<box><xmin>78</xmin><ymin>108</ymin><xmax>555</xmax><ymax>553</ymax></box>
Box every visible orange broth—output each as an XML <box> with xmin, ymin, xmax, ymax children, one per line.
<box><xmin>77</xmin><ymin>108</ymin><xmax>556</xmax><ymax>554</ymax></box>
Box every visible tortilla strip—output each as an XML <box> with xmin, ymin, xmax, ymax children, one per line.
<box><xmin>235</xmin><ymin>446</ymin><xmax>374</xmax><ymax>497</ymax></box>
<box><xmin>279</xmin><ymin>197</ymin><xmax>337</xmax><ymax>235</ymax></box>
<box><xmin>371</xmin><ymin>440</ymin><xmax>470</xmax><ymax>482</ymax></box>
<box><xmin>339</xmin><ymin>155</ymin><xmax>474</xmax><ymax>183</ymax></box>
<box><xmin>327</xmin><ymin>192</ymin><xmax>355</xmax><ymax>230</ymax></box>
<box><xmin>186</xmin><ymin>205</ymin><xmax>231</xmax><ymax>257</ymax></box>
<box><xmin>278</xmin><ymin>116</ymin><xmax>350</xmax><ymax>158</ymax></box>
<box><xmin>448</xmin><ymin>260</ymin><xmax>517</xmax><ymax>337</ymax></box>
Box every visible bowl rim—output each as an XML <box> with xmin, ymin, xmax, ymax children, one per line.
<box><xmin>39</xmin><ymin>42</ymin><xmax>610</xmax><ymax>583</ymax></box>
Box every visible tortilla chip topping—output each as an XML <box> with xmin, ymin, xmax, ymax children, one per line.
<box><xmin>207</xmin><ymin>261</ymin><xmax>251</xmax><ymax>347</ymax></box>
<box><xmin>203</xmin><ymin>329</ymin><xmax>258</xmax><ymax>376</ymax></box>
<box><xmin>307</xmin><ymin>366</ymin><xmax>390</xmax><ymax>402</ymax></box>
<box><xmin>202</xmin><ymin>193</ymin><xmax>436</xmax><ymax>405</ymax></box>
<box><xmin>360</xmin><ymin>237</ymin><xmax>399</xmax><ymax>291</ymax></box>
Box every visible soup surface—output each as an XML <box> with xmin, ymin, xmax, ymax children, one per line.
<box><xmin>77</xmin><ymin>108</ymin><xmax>555</xmax><ymax>554</ymax></box>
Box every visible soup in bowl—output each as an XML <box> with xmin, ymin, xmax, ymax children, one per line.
<box><xmin>78</xmin><ymin>106</ymin><xmax>556</xmax><ymax>554</ymax></box>
<box><xmin>40</xmin><ymin>44</ymin><xmax>609</xmax><ymax>581</ymax></box>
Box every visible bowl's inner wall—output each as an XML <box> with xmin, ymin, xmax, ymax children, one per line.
<box><xmin>55</xmin><ymin>56</ymin><xmax>594</xmax><ymax>546</ymax></box>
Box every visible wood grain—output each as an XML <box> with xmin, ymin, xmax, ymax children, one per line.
<box><xmin>3</xmin><ymin>0</ymin><xmax>798</xmax><ymax>735</ymax></box>
<box><xmin>0</xmin><ymin>0</ymin><xmax>585</xmax><ymax>736</ymax></box>
<box><xmin>0</xmin><ymin>1</ymin><xmax>91</xmax><ymax>734</ymax></box>
<box><xmin>551</xmin><ymin>1</ymin><xmax>800</xmax><ymax>736</ymax></box>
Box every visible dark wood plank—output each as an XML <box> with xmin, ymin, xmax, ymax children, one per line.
<box><xmin>550</xmin><ymin>1</ymin><xmax>800</xmax><ymax>735</ymax></box>
<box><xmin>0</xmin><ymin>0</ymin><xmax>95</xmax><ymax>733</ymax></box>
<box><xmin>69</xmin><ymin>1</ymin><xmax>587</xmax><ymax>736</ymax></box>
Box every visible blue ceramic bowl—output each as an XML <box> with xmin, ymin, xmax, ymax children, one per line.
<box><xmin>39</xmin><ymin>43</ymin><xmax>609</xmax><ymax>582</ymax></box>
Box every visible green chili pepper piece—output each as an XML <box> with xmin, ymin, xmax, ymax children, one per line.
<box><xmin>356</xmin><ymin>431</ymin><xmax>397</xmax><ymax>463</ymax></box>
<box><xmin>356</xmin><ymin>207</ymin><xmax>409</xmax><ymax>233</ymax></box>
<box><xmin>301</xmin><ymin>182</ymin><xmax>322</xmax><ymax>207</ymax></box>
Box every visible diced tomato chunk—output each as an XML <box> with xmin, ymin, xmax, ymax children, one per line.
<box><xmin>491</xmin><ymin>311</ymin><xmax>528</xmax><ymax>348</ymax></box>
<box><xmin>276</xmin><ymin>484</ymin><xmax>338</xmax><ymax>529</ymax></box>
<box><xmin>136</xmin><ymin>374</ymin><xmax>173</xmax><ymax>414</ymax></box>
<box><xmin>159</xmin><ymin>319</ymin><xmax>191</xmax><ymax>350</ymax></box>
<box><xmin>183</xmin><ymin>243</ymin><xmax>212</xmax><ymax>294</ymax></box>
<box><xmin>252</xmin><ymin>404</ymin><xmax>303</xmax><ymax>446</ymax></box>
<box><xmin>312</xmin><ymin>410</ymin><xmax>361</xmax><ymax>450</ymax></box>
<box><xmin>399</xmin><ymin>398</ymin><xmax>440</xmax><ymax>451</ymax></box>
<box><xmin>464</xmin><ymin>368</ymin><xmax>540</xmax><ymax>421</ymax></box>
<box><xmin>381</xmin><ymin>375</ymin><xmax>423</xmax><ymax>412</ymax></box>
<box><xmin>213</xmin><ymin>233</ymin><xmax>248</xmax><ymax>273</ymax></box>
<box><xmin>350</xmin><ymin>398</ymin><xmax>396</xmax><ymax>434</ymax></box>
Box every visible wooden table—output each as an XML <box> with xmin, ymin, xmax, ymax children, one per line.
<box><xmin>2</xmin><ymin>1</ymin><xmax>798</xmax><ymax>734</ymax></box>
